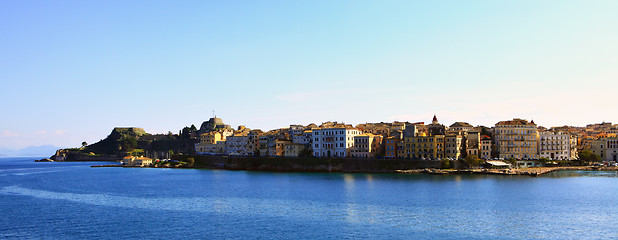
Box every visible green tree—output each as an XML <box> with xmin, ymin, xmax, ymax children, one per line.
<box><xmin>120</xmin><ymin>137</ymin><xmax>137</xmax><ymax>151</ymax></box>
<box><xmin>507</xmin><ymin>157</ymin><xmax>517</xmax><ymax>167</ymax></box>
<box><xmin>464</xmin><ymin>155</ymin><xmax>481</xmax><ymax>168</ymax></box>
<box><xmin>539</xmin><ymin>157</ymin><xmax>549</xmax><ymax>165</ymax></box>
<box><xmin>578</xmin><ymin>150</ymin><xmax>601</xmax><ymax>165</ymax></box>
<box><xmin>81</xmin><ymin>141</ymin><xmax>87</xmax><ymax>148</ymax></box>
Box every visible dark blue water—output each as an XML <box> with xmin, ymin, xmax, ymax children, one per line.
<box><xmin>1</xmin><ymin>157</ymin><xmax>617</xmax><ymax>239</ymax></box>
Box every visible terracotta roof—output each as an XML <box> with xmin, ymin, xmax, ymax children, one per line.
<box><xmin>450</xmin><ymin>122</ymin><xmax>473</xmax><ymax>128</ymax></box>
<box><xmin>496</xmin><ymin>118</ymin><xmax>535</xmax><ymax>126</ymax></box>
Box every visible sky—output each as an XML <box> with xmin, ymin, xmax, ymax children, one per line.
<box><xmin>1</xmin><ymin>0</ymin><xmax>617</xmax><ymax>150</ymax></box>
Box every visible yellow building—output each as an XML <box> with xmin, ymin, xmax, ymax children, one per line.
<box><xmin>195</xmin><ymin>131</ymin><xmax>226</xmax><ymax>154</ymax></box>
<box><xmin>494</xmin><ymin>118</ymin><xmax>539</xmax><ymax>160</ymax></box>
<box><xmin>351</xmin><ymin>133</ymin><xmax>383</xmax><ymax>158</ymax></box>
<box><xmin>404</xmin><ymin>134</ymin><xmax>445</xmax><ymax>160</ymax></box>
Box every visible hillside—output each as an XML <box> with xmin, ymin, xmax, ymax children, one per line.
<box><xmin>52</xmin><ymin>127</ymin><xmax>198</xmax><ymax>160</ymax></box>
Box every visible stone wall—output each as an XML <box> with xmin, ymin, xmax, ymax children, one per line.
<box><xmin>173</xmin><ymin>154</ymin><xmax>439</xmax><ymax>173</ymax></box>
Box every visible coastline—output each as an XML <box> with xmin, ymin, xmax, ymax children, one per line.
<box><xmin>90</xmin><ymin>163</ymin><xmax>618</xmax><ymax>177</ymax></box>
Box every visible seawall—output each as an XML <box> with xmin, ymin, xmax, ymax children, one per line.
<box><xmin>173</xmin><ymin>155</ymin><xmax>439</xmax><ymax>173</ymax></box>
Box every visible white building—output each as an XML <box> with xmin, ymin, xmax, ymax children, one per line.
<box><xmin>122</xmin><ymin>156</ymin><xmax>153</xmax><ymax>166</ymax></box>
<box><xmin>538</xmin><ymin>131</ymin><xmax>576</xmax><ymax>160</ymax></box>
<box><xmin>225</xmin><ymin>134</ymin><xmax>249</xmax><ymax>156</ymax></box>
<box><xmin>312</xmin><ymin>126</ymin><xmax>361</xmax><ymax>157</ymax></box>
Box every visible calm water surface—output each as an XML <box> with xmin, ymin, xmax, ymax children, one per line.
<box><xmin>1</xmin><ymin>157</ymin><xmax>617</xmax><ymax>239</ymax></box>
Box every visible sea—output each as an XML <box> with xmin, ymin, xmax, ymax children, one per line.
<box><xmin>1</xmin><ymin>157</ymin><xmax>618</xmax><ymax>239</ymax></box>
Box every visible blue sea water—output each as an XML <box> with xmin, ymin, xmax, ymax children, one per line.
<box><xmin>1</xmin><ymin>157</ymin><xmax>618</xmax><ymax>239</ymax></box>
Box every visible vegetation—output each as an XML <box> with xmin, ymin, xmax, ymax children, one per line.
<box><xmin>440</xmin><ymin>158</ymin><xmax>452</xmax><ymax>169</ymax></box>
<box><xmin>480</xmin><ymin>126</ymin><xmax>492</xmax><ymax>138</ymax></box>
<box><xmin>506</xmin><ymin>157</ymin><xmax>517</xmax><ymax>166</ymax></box>
<box><xmin>65</xmin><ymin>126</ymin><xmax>197</xmax><ymax>157</ymax></box>
<box><xmin>120</xmin><ymin>137</ymin><xmax>138</xmax><ymax>151</ymax></box>
<box><xmin>539</xmin><ymin>157</ymin><xmax>549</xmax><ymax>165</ymax></box>
<box><xmin>578</xmin><ymin>150</ymin><xmax>601</xmax><ymax>165</ymax></box>
<box><xmin>460</xmin><ymin>155</ymin><xmax>482</xmax><ymax>169</ymax></box>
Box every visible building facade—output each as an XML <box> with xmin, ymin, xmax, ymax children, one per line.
<box><xmin>494</xmin><ymin>118</ymin><xmax>539</xmax><ymax>160</ymax></box>
<box><xmin>591</xmin><ymin>137</ymin><xmax>618</xmax><ymax>161</ymax></box>
<box><xmin>312</xmin><ymin>127</ymin><xmax>361</xmax><ymax>157</ymax></box>
<box><xmin>445</xmin><ymin>134</ymin><xmax>463</xmax><ymax>159</ymax></box>
<box><xmin>225</xmin><ymin>134</ymin><xmax>249</xmax><ymax>156</ymax></box>
<box><xmin>538</xmin><ymin>131</ymin><xmax>576</xmax><ymax>160</ymax></box>
<box><xmin>480</xmin><ymin>136</ymin><xmax>492</xmax><ymax>160</ymax></box>
<box><xmin>384</xmin><ymin>136</ymin><xmax>401</xmax><ymax>158</ymax></box>
<box><xmin>404</xmin><ymin>135</ymin><xmax>445</xmax><ymax>160</ymax></box>
<box><xmin>351</xmin><ymin>134</ymin><xmax>383</xmax><ymax>158</ymax></box>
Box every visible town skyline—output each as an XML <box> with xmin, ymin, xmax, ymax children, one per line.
<box><xmin>2</xmin><ymin>1</ymin><xmax>617</xmax><ymax>150</ymax></box>
<box><xmin>1</xmin><ymin>113</ymin><xmax>616</xmax><ymax>152</ymax></box>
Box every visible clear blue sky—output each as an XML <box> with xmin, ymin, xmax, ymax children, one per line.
<box><xmin>1</xmin><ymin>0</ymin><xmax>617</xmax><ymax>149</ymax></box>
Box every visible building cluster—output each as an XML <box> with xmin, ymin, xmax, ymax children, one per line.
<box><xmin>122</xmin><ymin>156</ymin><xmax>153</xmax><ymax>166</ymax></box>
<box><xmin>193</xmin><ymin>116</ymin><xmax>618</xmax><ymax>162</ymax></box>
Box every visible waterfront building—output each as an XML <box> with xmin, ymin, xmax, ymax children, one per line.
<box><xmin>397</xmin><ymin>141</ymin><xmax>406</xmax><ymax>158</ymax></box>
<box><xmin>195</xmin><ymin>131</ymin><xmax>229</xmax><ymax>154</ymax></box>
<box><xmin>591</xmin><ymin>137</ymin><xmax>618</xmax><ymax>161</ymax></box>
<box><xmin>247</xmin><ymin>129</ymin><xmax>263</xmax><ymax>156</ymax></box>
<box><xmin>258</xmin><ymin>135</ymin><xmax>269</xmax><ymax>156</ymax></box>
<box><xmin>384</xmin><ymin>136</ymin><xmax>401</xmax><ymax>158</ymax></box>
<box><xmin>284</xmin><ymin>143</ymin><xmax>306</xmax><ymax>157</ymax></box>
<box><xmin>302</xmin><ymin>129</ymin><xmax>314</xmax><ymax>149</ymax></box>
<box><xmin>538</xmin><ymin>130</ymin><xmax>575</xmax><ymax>160</ymax></box>
<box><xmin>269</xmin><ymin>139</ymin><xmax>290</xmax><ymax>156</ymax></box>
<box><xmin>466</xmin><ymin>131</ymin><xmax>481</xmax><ymax>158</ymax></box>
<box><xmin>201</xmin><ymin>140</ymin><xmax>226</xmax><ymax>154</ymax></box>
<box><xmin>445</xmin><ymin>134</ymin><xmax>463</xmax><ymax>160</ymax></box>
<box><xmin>225</xmin><ymin>133</ymin><xmax>249</xmax><ymax>156</ymax></box>
<box><xmin>256</xmin><ymin>129</ymin><xmax>290</xmax><ymax>156</ymax></box>
<box><xmin>569</xmin><ymin>135</ymin><xmax>578</xmax><ymax>160</ymax></box>
<box><xmin>480</xmin><ymin>136</ymin><xmax>492</xmax><ymax>160</ymax></box>
<box><xmin>404</xmin><ymin>134</ymin><xmax>445</xmax><ymax>160</ymax></box>
<box><xmin>351</xmin><ymin>133</ymin><xmax>383</xmax><ymax>158</ymax></box>
<box><xmin>494</xmin><ymin>118</ymin><xmax>539</xmax><ymax>160</ymax></box>
<box><xmin>122</xmin><ymin>156</ymin><xmax>153</xmax><ymax>166</ymax></box>
<box><xmin>312</xmin><ymin>124</ymin><xmax>361</xmax><ymax>157</ymax></box>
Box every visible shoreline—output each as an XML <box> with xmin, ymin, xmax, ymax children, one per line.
<box><xmin>90</xmin><ymin>164</ymin><xmax>618</xmax><ymax>176</ymax></box>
